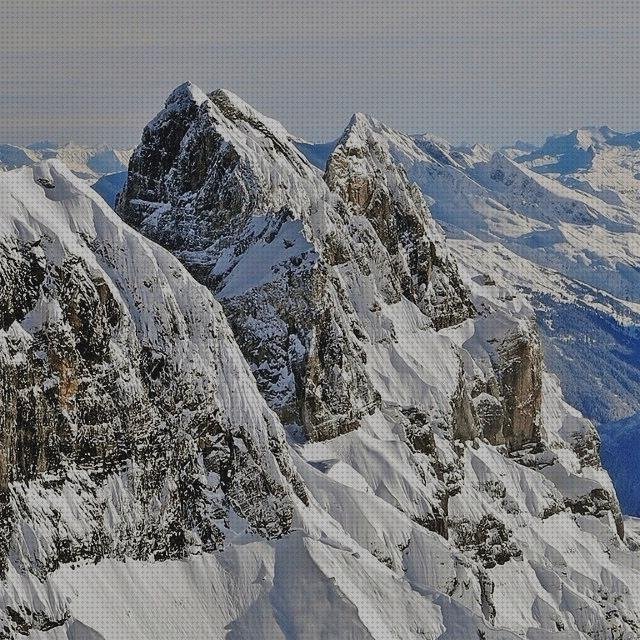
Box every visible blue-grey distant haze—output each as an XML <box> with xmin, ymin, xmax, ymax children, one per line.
<box><xmin>3</xmin><ymin>0</ymin><xmax>640</xmax><ymax>147</ymax></box>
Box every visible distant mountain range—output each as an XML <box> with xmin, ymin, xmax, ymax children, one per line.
<box><xmin>0</xmin><ymin>141</ymin><xmax>131</xmax><ymax>179</ymax></box>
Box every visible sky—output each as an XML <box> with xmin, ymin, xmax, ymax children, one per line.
<box><xmin>2</xmin><ymin>0</ymin><xmax>640</xmax><ymax>148</ymax></box>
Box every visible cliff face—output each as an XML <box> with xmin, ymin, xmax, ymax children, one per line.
<box><xmin>118</xmin><ymin>84</ymin><xmax>382</xmax><ymax>441</ymax></box>
<box><xmin>322</xmin><ymin>113</ymin><xmax>546</xmax><ymax>453</ymax></box>
<box><xmin>0</xmin><ymin>161</ymin><xmax>305</xmax><ymax>634</ymax></box>
<box><xmin>324</xmin><ymin>113</ymin><xmax>473</xmax><ymax>330</ymax></box>
<box><xmin>496</xmin><ymin>325</ymin><xmax>543</xmax><ymax>449</ymax></box>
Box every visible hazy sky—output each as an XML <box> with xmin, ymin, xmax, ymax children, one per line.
<box><xmin>3</xmin><ymin>0</ymin><xmax>640</xmax><ymax>147</ymax></box>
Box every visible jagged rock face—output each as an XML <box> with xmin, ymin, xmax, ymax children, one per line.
<box><xmin>117</xmin><ymin>84</ymin><xmax>473</xmax><ymax>442</ymax></box>
<box><xmin>119</xmin><ymin>86</ymin><xmax>261</xmax><ymax>256</ymax></box>
<box><xmin>0</xmin><ymin>240</ymin><xmax>46</xmax><ymax>333</ymax></box>
<box><xmin>325</xmin><ymin>114</ymin><xmax>473</xmax><ymax>330</ymax></box>
<box><xmin>118</xmin><ymin>84</ymin><xmax>381</xmax><ymax>440</ymax></box>
<box><xmin>467</xmin><ymin>320</ymin><xmax>543</xmax><ymax>450</ymax></box>
<box><xmin>495</xmin><ymin>323</ymin><xmax>543</xmax><ymax>449</ymax></box>
<box><xmin>0</xmin><ymin>162</ymin><xmax>301</xmax><ymax>614</ymax></box>
<box><xmin>320</xmin><ymin>117</ymin><xmax>546</xmax><ymax>455</ymax></box>
<box><xmin>319</xmin><ymin>118</ymin><xmax>546</xmax><ymax>454</ymax></box>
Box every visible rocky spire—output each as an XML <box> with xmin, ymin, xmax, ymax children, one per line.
<box><xmin>117</xmin><ymin>84</ymin><xmax>382</xmax><ymax>440</ymax></box>
<box><xmin>325</xmin><ymin>111</ymin><xmax>474</xmax><ymax>330</ymax></box>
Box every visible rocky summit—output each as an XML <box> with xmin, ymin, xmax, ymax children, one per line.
<box><xmin>0</xmin><ymin>84</ymin><xmax>639</xmax><ymax>639</ymax></box>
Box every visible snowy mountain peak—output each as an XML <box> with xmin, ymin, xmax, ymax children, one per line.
<box><xmin>209</xmin><ymin>88</ymin><xmax>294</xmax><ymax>146</ymax></box>
<box><xmin>572</xmin><ymin>127</ymin><xmax>600</xmax><ymax>150</ymax></box>
<box><xmin>0</xmin><ymin>141</ymin><xmax>131</xmax><ymax>179</ymax></box>
<box><xmin>165</xmin><ymin>80</ymin><xmax>210</xmax><ymax>109</ymax></box>
<box><xmin>344</xmin><ymin>111</ymin><xmax>380</xmax><ymax>133</ymax></box>
<box><xmin>551</xmin><ymin>125</ymin><xmax>636</xmax><ymax>151</ymax></box>
<box><xmin>145</xmin><ymin>81</ymin><xmax>212</xmax><ymax>137</ymax></box>
<box><xmin>26</xmin><ymin>139</ymin><xmax>58</xmax><ymax>151</ymax></box>
<box><xmin>326</xmin><ymin>113</ymin><xmax>474</xmax><ymax>328</ymax></box>
<box><xmin>539</xmin><ymin>127</ymin><xmax>604</xmax><ymax>152</ymax></box>
<box><xmin>334</xmin><ymin>112</ymin><xmax>391</xmax><ymax>156</ymax></box>
<box><xmin>516</xmin><ymin>125</ymin><xmax>640</xmax><ymax>178</ymax></box>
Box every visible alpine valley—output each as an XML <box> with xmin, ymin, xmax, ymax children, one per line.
<box><xmin>2</xmin><ymin>83</ymin><xmax>640</xmax><ymax>639</ymax></box>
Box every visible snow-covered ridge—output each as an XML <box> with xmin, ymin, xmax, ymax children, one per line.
<box><xmin>0</xmin><ymin>160</ymin><xmax>308</xmax><ymax>635</ymax></box>
<box><xmin>0</xmin><ymin>142</ymin><xmax>131</xmax><ymax>179</ymax></box>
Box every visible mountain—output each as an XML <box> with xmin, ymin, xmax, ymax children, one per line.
<box><xmin>0</xmin><ymin>154</ymin><xmax>527</xmax><ymax>639</ymax></box>
<box><xmin>0</xmin><ymin>145</ymin><xmax>40</xmax><ymax>171</ymax></box>
<box><xmin>104</xmin><ymin>83</ymin><xmax>640</xmax><ymax>638</ymax></box>
<box><xmin>0</xmin><ymin>141</ymin><xmax>132</xmax><ymax>216</ymax></box>
<box><xmin>116</xmin><ymin>86</ymin><xmax>477</xmax><ymax>442</ymax></box>
<box><xmin>0</xmin><ymin>160</ymin><xmax>305</xmax><ymax>635</ymax></box>
<box><xmin>1</xmin><ymin>83</ymin><xmax>639</xmax><ymax>638</ymax></box>
<box><xmin>300</xmin><ymin>121</ymin><xmax>640</xmax><ymax>429</ymax></box>
<box><xmin>516</xmin><ymin>127</ymin><xmax>640</xmax><ymax>208</ymax></box>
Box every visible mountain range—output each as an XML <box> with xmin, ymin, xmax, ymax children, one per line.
<box><xmin>1</xmin><ymin>83</ymin><xmax>640</xmax><ymax>638</ymax></box>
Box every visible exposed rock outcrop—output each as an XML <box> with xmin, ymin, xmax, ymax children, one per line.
<box><xmin>117</xmin><ymin>84</ymin><xmax>472</xmax><ymax>443</ymax></box>
<box><xmin>325</xmin><ymin>113</ymin><xmax>473</xmax><ymax>329</ymax></box>
<box><xmin>470</xmin><ymin>320</ymin><xmax>544</xmax><ymax>450</ymax></box>
<box><xmin>0</xmin><ymin>161</ymin><xmax>302</xmax><ymax>633</ymax></box>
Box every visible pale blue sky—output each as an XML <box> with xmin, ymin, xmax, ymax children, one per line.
<box><xmin>2</xmin><ymin>0</ymin><xmax>640</xmax><ymax>147</ymax></box>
